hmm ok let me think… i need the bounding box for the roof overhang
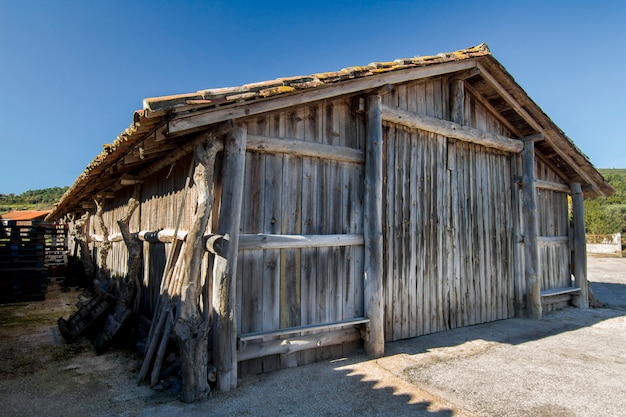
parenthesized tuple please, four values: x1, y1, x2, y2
(47, 44, 613, 220)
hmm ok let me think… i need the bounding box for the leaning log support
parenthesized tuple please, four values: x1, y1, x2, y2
(212, 125, 247, 392)
(172, 135, 221, 403)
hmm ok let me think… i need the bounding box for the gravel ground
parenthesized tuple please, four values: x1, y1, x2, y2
(0, 257, 624, 417)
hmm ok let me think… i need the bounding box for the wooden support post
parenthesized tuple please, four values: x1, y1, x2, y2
(450, 79, 465, 125)
(212, 125, 247, 391)
(570, 182, 589, 308)
(521, 138, 542, 320)
(363, 94, 384, 357)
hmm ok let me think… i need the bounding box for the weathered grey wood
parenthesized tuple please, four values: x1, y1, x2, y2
(138, 229, 189, 243)
(381, 104, 523, 153)
(537, 236, 569, 246)
(541, 287, 581, 297)
(116, 185, 142, 314)
(237, 327, 362, 362)
(261, 145, 282, 372)
(450, 79, 465, 125)
(246, 134, 364, 164)
(173, 137, 220, 403)
(363, 94, 384, 357)
(166, 60, 478, 133)
(570, 182, 589, 308)
(212, 125, 247, 391)
(535, 179, 570, 193)
(476, 62, 600, 191)
(238, 317, 370, 342)
(89, 233, 123, 243)
(522, 139, 542, 320)
(93, 198, 111, 281)
(237, 233, 363, 250)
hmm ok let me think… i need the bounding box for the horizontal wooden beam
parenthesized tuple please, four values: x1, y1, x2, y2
(90, 230, 363, 250)
(381, 104, 523, 153)
(89, 233, 123, 243)
(537, 236, 569, 247)
(138, 228, 189, 243)
(237, 233, 364, 251)
(540, 287, 581, 297)
(238, 317, 370, 343)
(237, 327, 361, 362)
(167, 60, 478, 134)
(535, 179, 570, 194)
(246, 134, 364, 164)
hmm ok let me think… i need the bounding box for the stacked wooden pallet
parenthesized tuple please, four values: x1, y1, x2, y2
(0, 219, 48, 302)
(43, 223, 68, 280)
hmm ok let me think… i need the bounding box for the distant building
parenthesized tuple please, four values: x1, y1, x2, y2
(1, 210, 52, 222)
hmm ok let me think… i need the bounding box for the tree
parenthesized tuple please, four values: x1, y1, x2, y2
(585, 169, 626, 234)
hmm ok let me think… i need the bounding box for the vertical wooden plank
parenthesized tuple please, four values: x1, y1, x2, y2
(450, 79, 465, 125)
(280, 157, 302, 327)
(423, 134, 433, 335)
(409, 131, 418, 337)
(435, 135, 446, 331)
(466, 144, 477, 325)
(364, 94, 384, 357)
(416, 133, 426, 335)
(457, 144, 466, 325)
(448, 139, 460, 329)
(238, 120, 264, 378)
(478, 149, 488, 323)
(261, 130, 279, 328)
(384, 124, 395, 341)
(213, 126, 247, 392)
(393, 127, 404, 340)
(570, 182, 589, 308)
(522, 139, 542, 319)
(492, 151, 503, 320)
(300, 103, 321, 366)
(329, 159, 343, 322)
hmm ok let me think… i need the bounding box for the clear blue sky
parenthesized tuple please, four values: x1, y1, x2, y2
(1, 0, 624, 194)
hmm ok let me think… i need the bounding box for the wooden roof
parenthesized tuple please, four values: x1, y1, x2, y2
(48, 44, 613, 219)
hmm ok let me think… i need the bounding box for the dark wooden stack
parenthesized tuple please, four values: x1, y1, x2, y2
(43, 222, 68, 281)
(0, 219, 48, 302)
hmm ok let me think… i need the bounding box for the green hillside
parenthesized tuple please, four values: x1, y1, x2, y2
(585, 169, 626, 234)
(0, 186, 69, 216)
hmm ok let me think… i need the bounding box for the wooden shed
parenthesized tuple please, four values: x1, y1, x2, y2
(48, 44, 613, 401)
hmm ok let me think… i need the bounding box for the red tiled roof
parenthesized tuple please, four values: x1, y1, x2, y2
(2, 210, 52, 221)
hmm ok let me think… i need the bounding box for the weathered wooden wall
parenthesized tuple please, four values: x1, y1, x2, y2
(76, 73, 582, 378)
(535, 157, 572, 311)
(236, 98, 366, 373)
(379, 78, 518, 340)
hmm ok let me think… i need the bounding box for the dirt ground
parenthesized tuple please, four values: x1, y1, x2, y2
(1, 257, 625, 417)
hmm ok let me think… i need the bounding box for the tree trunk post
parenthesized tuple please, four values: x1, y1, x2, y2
(173, 136, 220, 403)
(212, 125, 247, 391)
(570, 182, 589, 308)
(117, 185, 142, 314)
(521, 137, 542, 320)
(364, 94, 385, 357)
